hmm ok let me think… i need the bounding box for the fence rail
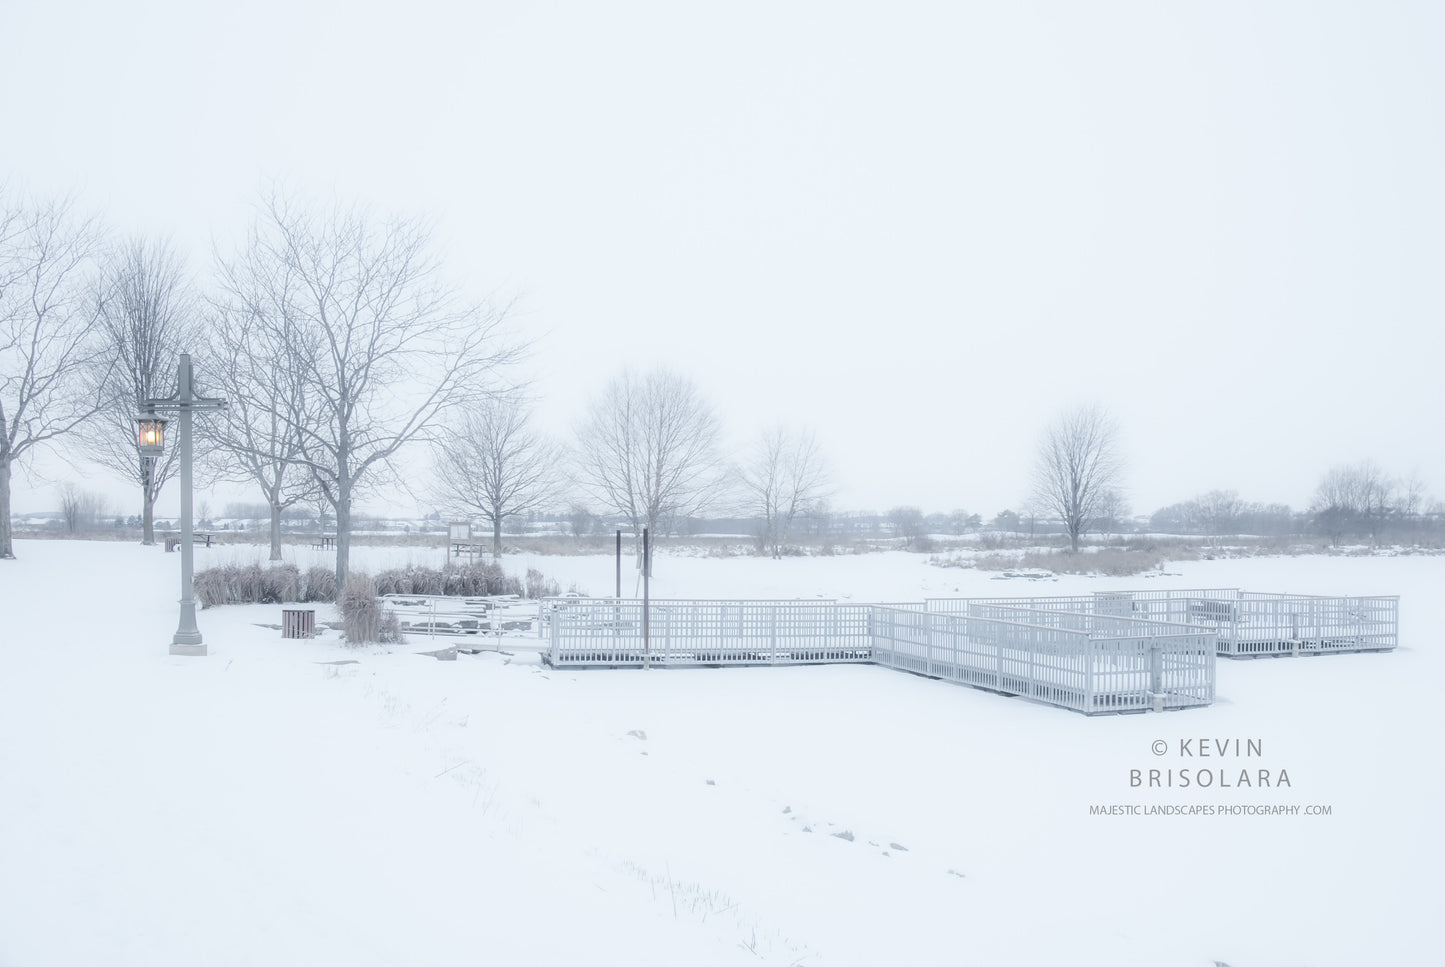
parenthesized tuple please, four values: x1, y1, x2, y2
(546, 598, 873, 666)
(528, 585, 1396, 715)
(542, 597, 1217, 715)
(925, 589, 1398, 657)
(869, 606, 1214, 715)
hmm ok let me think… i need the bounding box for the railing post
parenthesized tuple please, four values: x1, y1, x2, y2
(1150, 640, 1163, 706)
(642, 528, 650, 669)
(770, 606, 777, 664)
(548, 598, 559, 665)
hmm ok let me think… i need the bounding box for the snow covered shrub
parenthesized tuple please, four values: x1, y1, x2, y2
(408, 565, 444, 596)
(260, 564, 300, 603)
(338, 575, 402, 645)
(372, 568, 410, 596)
(475, 562, 523, 597)
(195, 567, 229, 609)
(235, 563, 264, 604)
(302, 566, 336, 603)
(525, 568, 560, 599)
(442, 566, 470, 596)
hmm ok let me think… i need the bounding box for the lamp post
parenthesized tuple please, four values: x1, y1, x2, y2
(137, 353, 226, 656)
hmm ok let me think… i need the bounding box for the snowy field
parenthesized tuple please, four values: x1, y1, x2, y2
(2, 539, 1441, 966)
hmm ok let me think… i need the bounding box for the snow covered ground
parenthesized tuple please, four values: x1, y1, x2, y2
(2, 540, 1440, 966)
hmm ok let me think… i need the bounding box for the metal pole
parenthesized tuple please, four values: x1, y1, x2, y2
(615, 529, 622, 599)
(171, 354, 204, 656)
(642, 527, 650, 669)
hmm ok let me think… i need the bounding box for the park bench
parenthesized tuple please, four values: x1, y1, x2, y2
(311, 535, 337, 550)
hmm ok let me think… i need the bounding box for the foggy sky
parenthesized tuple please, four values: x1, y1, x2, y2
(4, 1, 1443, 520)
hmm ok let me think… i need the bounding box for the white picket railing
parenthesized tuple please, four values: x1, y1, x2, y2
(545, 598, 873, 666)
(869, 605, 1215, 714)
(925, 589, 1398, 657)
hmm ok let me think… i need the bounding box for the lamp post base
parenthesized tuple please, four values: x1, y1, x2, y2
(169, 643, 207, 657)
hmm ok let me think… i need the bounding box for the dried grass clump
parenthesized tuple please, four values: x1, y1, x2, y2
(970, 548, 1167, 577)
(260, 564, 300, 603)
(194, 558, 565, 611)
(338, 575, 402, 645)
(302, 566, 336, 603)
(525, 567, 560, 599)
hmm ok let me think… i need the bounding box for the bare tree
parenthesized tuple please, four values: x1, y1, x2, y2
(1399, 470, 1430, 519)
(224, 190, 521, 588)
(1194, 489, 1245, 544)
(947, 509, 981, 536)
(1311, 460, 1396, 545)
(1030, 404, 1125, 553)
(75, 237, 199, 545)
(887, 504, 927, 548)
(739, 426, 831, 558)
(567, 502, 596, 540)
(57, 483, 107, 534)
(207, 260, 319, 561)
(431, 396, 562, 557)
(0, 191, 109, 560)
(574, 368, 724, 567)
(1092, 488, 1129, 541)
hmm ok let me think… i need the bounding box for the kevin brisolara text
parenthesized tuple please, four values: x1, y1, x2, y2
(1089, 804, 1327, 817)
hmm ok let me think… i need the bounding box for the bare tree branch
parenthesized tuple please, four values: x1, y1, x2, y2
(738, 426, 831, 558)
(1030, 403, 1125, 553)
(75, 236, 200, 545)
(574, 368, 725, 569)
(430, 395, 563, 556)
(219, 187, 523, 586)
(0, 190, 110, 559)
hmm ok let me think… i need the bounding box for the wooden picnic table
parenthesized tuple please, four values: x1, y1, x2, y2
(165, 532, 217, 551)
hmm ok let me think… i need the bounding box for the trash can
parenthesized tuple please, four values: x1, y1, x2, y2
(282, 609, 316, 639)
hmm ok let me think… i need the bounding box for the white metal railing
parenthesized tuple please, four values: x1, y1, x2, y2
(925, 589, 1398, 657)
(869, 606, 1215, 715)
(523, 586, 1397, 716)
(545, 598, 872, 666)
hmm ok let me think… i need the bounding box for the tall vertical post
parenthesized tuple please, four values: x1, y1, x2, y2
(642, 527, 650, 669)
(171, 355, 204, 655)
(615, 529, 622, 599)
(142, 352, 225, 657)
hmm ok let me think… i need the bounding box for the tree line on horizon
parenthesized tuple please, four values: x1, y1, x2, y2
(4, 184, 1439, 574)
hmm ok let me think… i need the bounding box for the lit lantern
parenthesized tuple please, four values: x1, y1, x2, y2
(136, 413, 169, 458)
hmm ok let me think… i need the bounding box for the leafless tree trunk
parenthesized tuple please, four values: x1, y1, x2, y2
(739, 427, 831, 558)
(208, 261, 319, 561)
(431, 396, 561, 557)
(76, 237, 198, 545)
(57, 483, 107, 534)
(1311, 460, 1396, 546)
(1092, 488, 1129, 541)
(1192, 489, 1244, 545)
(567, 503, 595, 540)
(887, 505, 926, 548)
(0, 191, 110, 560)
(1030, 404, 1124, 553)
(223, 189, 521, 589)
(575, 368, 724, 571)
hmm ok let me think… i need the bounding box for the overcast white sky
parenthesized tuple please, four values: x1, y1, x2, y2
(4, 0, 1443, 520)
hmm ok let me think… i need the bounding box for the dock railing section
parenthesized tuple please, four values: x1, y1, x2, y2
(546, 598, 873, 667)
(540, 588, 1393, 714)
(871, 605, 1215, 715)
(925, 589, 1398, 657)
